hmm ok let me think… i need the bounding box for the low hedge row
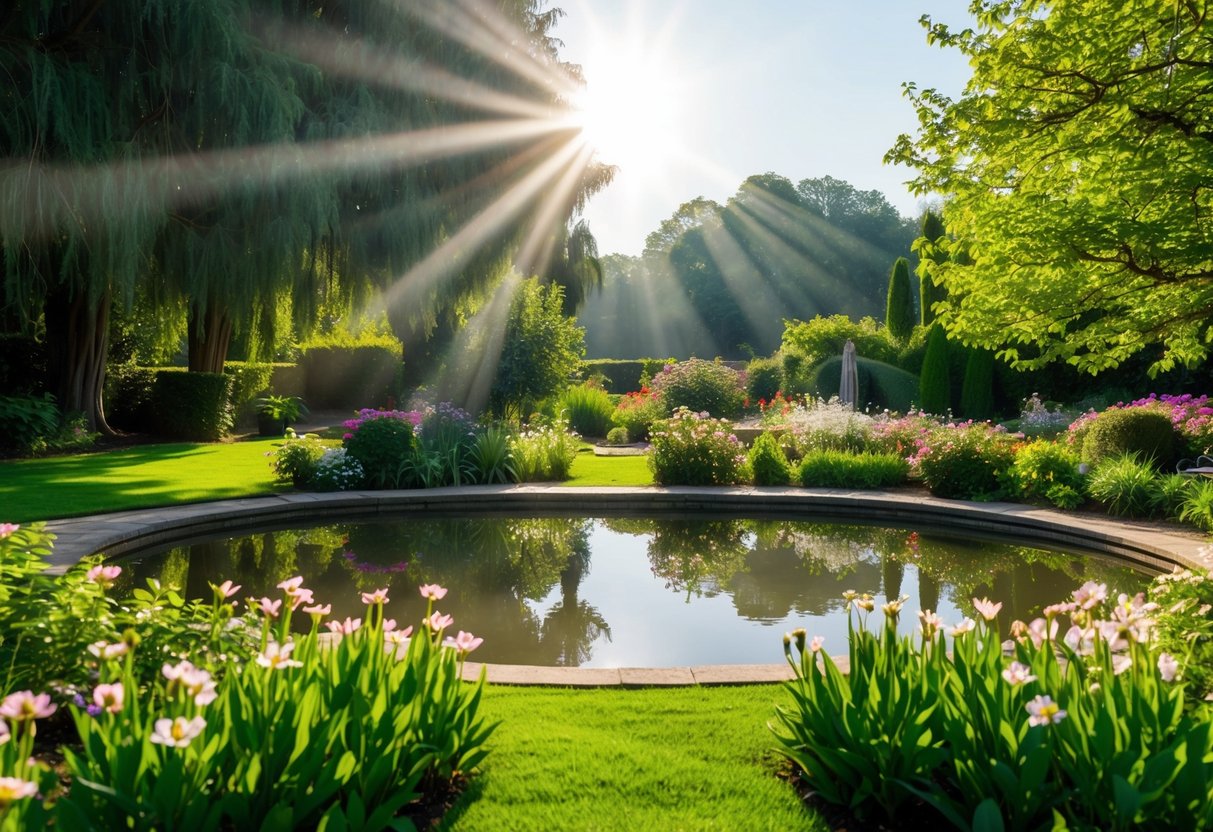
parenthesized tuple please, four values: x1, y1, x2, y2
(581, 358, 672, 393)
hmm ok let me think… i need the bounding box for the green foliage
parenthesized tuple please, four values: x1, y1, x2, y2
(1081, 407, 1180, 469)
(579, 359, 670, 393)
(153, 371, 234, 441)
(509, 419, 580, 482)
(649, 358, 746, 418)
(649, 408, 747, 486)
(745, 356, 784, 404)
(918, 324, 951, 416)
(808, 356, 920, 413)
(748, 432, 793, 486)
(611, 388, 665, 442)
(1154, 474, 1196, 521)
(466, 424, 517, 485)
(1005, 440, 1084, 508)
(223, 362, 276, 416)
(1151, 568, 1213, 697)
(605, 426, 630, 445)
(299, 344, 401, 410)
(268, 432, 327, 488)
(491, 279, 586, 418)
(797, 450, 908, 489)
(889, 3, 1213, 374)
(959, 348, 995, 420)
(916, 423, 1016, 500)
(780, 315, 898, 369)
(917, 209, 947, 327)
(343, 414, 417, 489)
(1179, 480, 1213, 532)
(558, 383, 615, 438)
(884, 257, 915, 341)
(774, 588, 1213, 830)
(1087, 454, 1160, 518)
(251, 394, 308, 423)
(0, 393, 61, 454)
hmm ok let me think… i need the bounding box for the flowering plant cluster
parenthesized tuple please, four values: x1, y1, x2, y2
(341, 408, 423, 441)
(611, 386, 664, 442)
(0, 523, 493, 829)
(1151, 566, 1213, 697)
(774, 582, 1213, 829)
(781, 396, 874, 454)
(312, 447, 365, 491)
(648, 359, 746, 418)
(756, 391, 797, 425)
(648, 408, 747, 486)
(1068, 393, 1213, 455)
(911, 421, 1018, 500)
(509, 417, 579, 481)
(866, 409, 937, 458)
(1018, 393, 1077, 438)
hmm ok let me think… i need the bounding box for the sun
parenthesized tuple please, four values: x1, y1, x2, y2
(570, 49, 685, 177)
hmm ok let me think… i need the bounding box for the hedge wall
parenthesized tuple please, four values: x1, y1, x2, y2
(809, 356, 920, 413)
(300, 344, 401, 409)
(582, 358, 672, 393)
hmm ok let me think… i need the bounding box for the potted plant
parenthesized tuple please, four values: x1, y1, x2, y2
(252, 394, 308, 436)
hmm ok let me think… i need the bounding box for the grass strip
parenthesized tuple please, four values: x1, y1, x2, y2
(565, 449, 653, 487)
(441, 684, 824, 832)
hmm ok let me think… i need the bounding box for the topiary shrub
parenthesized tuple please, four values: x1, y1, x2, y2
(1080, 407, 1180, 469)
(746, 356, 783, 405)
(748, 431, 792, 486)
(650, 359, 746, 418)
(342, 410, 420, 488)
(152, 371, 233, 441)
(797, 450, 908, 489)
(885, 257, 915, 341)
(606, 426, 630, 445)
(918, 324, 950, 416)
(559, 383, 615, 438)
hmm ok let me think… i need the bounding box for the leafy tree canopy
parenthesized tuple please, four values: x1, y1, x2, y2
(888, 0, 1213, 376)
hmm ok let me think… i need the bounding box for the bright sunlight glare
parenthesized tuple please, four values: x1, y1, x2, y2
(571, 48, 686, 177)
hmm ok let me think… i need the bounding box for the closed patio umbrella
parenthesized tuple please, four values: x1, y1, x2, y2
(839, 339, 858, 410)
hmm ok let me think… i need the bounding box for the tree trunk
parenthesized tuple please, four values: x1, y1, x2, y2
(188, 298, 233, 374)
(44, 285, 114, 434)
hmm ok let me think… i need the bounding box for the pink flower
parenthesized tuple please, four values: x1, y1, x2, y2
(92, 683, 124, 714)
(0, 524, 19, 539)
(972, 597, 1002, 622)
(386, 629, 412, 646)
(1158, 652, 1180, 682)
(162, 661, 217, 706)
(251, 597, 282, 619)
(150, 715, 206, 748)
(86, 564, 122, 587)
(326, 617, 362, 635)
(277, 576, 305, 593)
(256, 641, 303, 671)
(809, 635, 825, 654)
(87, 640, 129, 661)
(1025, 695, 1066, 727)
(1001, 662, 1037, 686)
(0, 776, 38, 803)
(0, 691, 56, 722)
(0, 720, 8, 746)
(1112, 654, 1133, 676)
(443, 630, 483, 654)
(287, 588, 314, 610)
(211, 580, 241, 599)
(1064, 625, 1095, 656)
(302, 603, 332, 618)
(361, 588, 390, 605)
(419, 584, 448, 601)
(1026, 618, 1058, 649)
(427, 612, 454, 632)
(383, 619, 397, 633)
(918, 610, 944, 638)
(949, 618, 976, 637)
(1072, 581, 1107, 611)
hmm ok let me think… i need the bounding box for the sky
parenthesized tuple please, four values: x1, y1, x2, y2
(553, 0, 975, 256)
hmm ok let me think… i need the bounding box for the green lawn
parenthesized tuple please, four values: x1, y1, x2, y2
(442, 684, 824, 831)
(565, 448, 654, 487)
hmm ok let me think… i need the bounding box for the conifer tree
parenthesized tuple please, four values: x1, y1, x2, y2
(917, 209, 948, 327)
(885, 257, 915, 341)
(960, 347, 995, 420)
(918, 323, 951, 415)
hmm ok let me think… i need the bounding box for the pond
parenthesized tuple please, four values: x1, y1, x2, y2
(118, 515, 1149, 668)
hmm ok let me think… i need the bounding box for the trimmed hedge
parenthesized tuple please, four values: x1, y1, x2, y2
(1081, 408, 1180, 469)
(808, 357, 919, 413)
(223, 362, 275, 423)
(300, 344, 401, 409)
(152, 371, 233, 441)
(798, 450, 909, 489)
(105, 365, 164, 433)
(581, 358, 672, 393)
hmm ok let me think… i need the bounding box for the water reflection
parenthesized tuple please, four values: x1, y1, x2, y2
(121, 517, 1148, 668)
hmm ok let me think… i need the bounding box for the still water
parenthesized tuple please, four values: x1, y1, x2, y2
(119, 516, 1148, 667)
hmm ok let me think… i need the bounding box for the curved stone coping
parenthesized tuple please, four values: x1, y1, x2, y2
(40, 485, 1212, 686)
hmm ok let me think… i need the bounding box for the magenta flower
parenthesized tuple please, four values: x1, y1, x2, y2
(0, 523, 19, 539)
(0, 691, 56, 722)
(211, 580, 242, 599)
(150, 715, 206, 748)
(419, 584, 448, 601)
(86, 564, 122, 587)
(1025, 695, 1066, 727)
(92, 683, 125, 714)
(361, 588, 390, 605)
(427, 612, 454, 632)
(444, 630, 484, 654)
(972, 597, 1002, 622)
(0, 776, 38, 804)
(256, 641, 304, 671)
(325, 617, 362, 635)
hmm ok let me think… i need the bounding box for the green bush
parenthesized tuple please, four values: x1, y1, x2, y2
(1178, 479, 1213, 531)
(299, 341, 401, 410)
(916, 423, 1016, 500)
(797, 450, 908, 489)
(559, 383, 615, 437)
(312, 447, 366, 491)
(746, 356, 784, 404)
(223, 361, 276, 421)
(780, 315, 898, 367)
(343, 411, 419, 488)
(104, 365, 161, 433)
(1086, 454, 1159, 518)
(490, 278, 585, 418)
(885, 257, 915, 341)
(509, 419, 579, 481)
(781, 348, 811, 394)
(650, 358, 745, 418)
(1081, 407, 1180, 469)
(268, 432, 328, 488)
(0, 393, 61, 453)
(959, 348, 995, 420)
(1004, 440, 1084, 508)
(748, 432, 793, 486)
(1151, 567, 1213, 696)
(606, 426, 630, 445)
(152, 371, 234, 441)
(808, 357, 919, 413)
(611, 388, 665, 441)
(918, 324, 951, 416)
(580, 358, 671, 393)
(1154, 473, 1196, 520)
(467, 424, 516, 484)
(649, 408, 747, 486)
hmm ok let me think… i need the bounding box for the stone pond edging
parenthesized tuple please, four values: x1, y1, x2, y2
(43, 485, 1212, 686)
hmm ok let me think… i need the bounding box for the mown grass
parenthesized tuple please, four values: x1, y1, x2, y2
(441, 684, 824, 832)
(565, 448, 654, 487)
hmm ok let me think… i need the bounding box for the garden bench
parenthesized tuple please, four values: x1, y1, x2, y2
(1177, 456, 1213, 477)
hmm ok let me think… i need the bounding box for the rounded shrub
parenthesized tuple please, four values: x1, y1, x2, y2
(915, 424, 1016, 500)
(1004, 440, 1084, 508)
(559, 383, 615, 438)
(612, 388, 664, 441)
(606, 426, 630, 445)
(649, 408, 747, 485)
(650, 359, 745, 418)
(268, 433, 327, 488)
(797, 450, 908, 489)
(1081, 407, 1180, 469)
(748, 431, 792, 486)
(746, 357, 783, 405)
(342, 410, 420, 488)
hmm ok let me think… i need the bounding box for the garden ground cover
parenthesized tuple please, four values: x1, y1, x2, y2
(442, 684, 823, 831)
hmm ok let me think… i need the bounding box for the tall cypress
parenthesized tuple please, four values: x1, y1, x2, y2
(918, 324, 951, 415)
(885, 257, 915, 341)
(960, 347, 996, 420)
(919, 209, 948, 326)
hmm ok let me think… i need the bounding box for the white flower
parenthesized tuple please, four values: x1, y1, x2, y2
(150, 716, 206, 748)
(1001, 662, 1037, 686)
(1158, 653, 1180, 682)
(1025, 695, 1066, 727)
(949, 618, 976, 637)
(256, 641, 303, 671)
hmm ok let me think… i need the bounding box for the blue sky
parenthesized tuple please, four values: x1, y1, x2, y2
(554, 0, 975, 255)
